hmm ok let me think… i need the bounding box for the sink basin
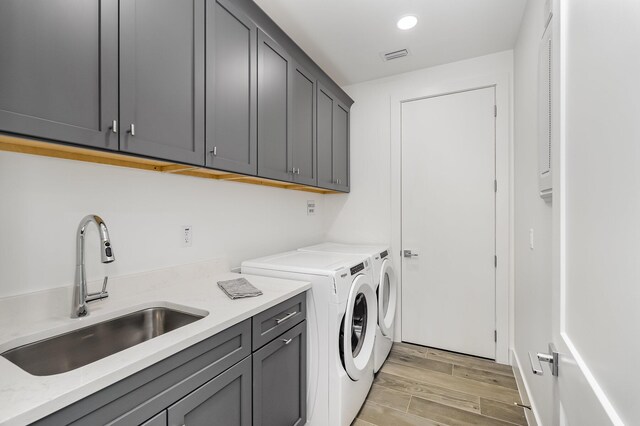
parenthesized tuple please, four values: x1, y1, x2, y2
(1, 307, 205, 376)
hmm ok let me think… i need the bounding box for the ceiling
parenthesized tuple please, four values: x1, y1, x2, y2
(253, 0, 527, 86)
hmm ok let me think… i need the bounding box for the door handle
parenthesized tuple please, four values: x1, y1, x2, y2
(528, 343, 559, 376)
(403, 250, 419, 258)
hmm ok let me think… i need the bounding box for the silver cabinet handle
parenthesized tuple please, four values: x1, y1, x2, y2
(127, 124, 135, 136)
(282, 338, 293, 345)
(211, 146, 217, 156)
(295, 168, 301, 174)
(403, 250, 419, 258)
(110, 120, 118, 134)
(275, 311, 297, 324)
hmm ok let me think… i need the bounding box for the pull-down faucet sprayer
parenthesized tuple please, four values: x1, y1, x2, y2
(72, 215, 115, 318)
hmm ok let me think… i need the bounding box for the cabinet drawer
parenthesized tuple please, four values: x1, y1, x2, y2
(34, 320, 251, 426)
(252, 292, 306, 350)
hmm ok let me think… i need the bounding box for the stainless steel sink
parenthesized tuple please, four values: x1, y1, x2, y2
(1, 307, 205, 376)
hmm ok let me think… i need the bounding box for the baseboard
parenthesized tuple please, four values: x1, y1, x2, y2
(511, 349, 540, 426)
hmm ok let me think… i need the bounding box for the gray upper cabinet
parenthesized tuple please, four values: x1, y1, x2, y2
(119, 0, 205, 166)
(291, 63, 317, 186)
(168, 357, 252, 426)
(317, 84, 335, 190)
(206, 0, 257, 175)
(0, 0, 118, 150)
(332, 101, 350, 192)
(253, 321, 307, 426)
(316, 83, 350, 192)
(257, 29, 293, 182)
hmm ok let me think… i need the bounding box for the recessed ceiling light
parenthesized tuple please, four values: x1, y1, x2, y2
(397, 15, 418, 30)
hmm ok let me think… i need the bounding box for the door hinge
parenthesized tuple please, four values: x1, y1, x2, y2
(494, 330, 497, 342)
(494, 105, 497, 117)
(494, 255, 497, 268)
(494, 180, 497, 193)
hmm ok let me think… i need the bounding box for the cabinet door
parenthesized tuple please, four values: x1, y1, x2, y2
(257, 29, 293, 182)
(316, 83, 335, 190)
(141, 411, 166, 426)
(332, 101, 350, 192)
(167, 357, 252, 426)
(205, 0, 257, 175)
(0, 0, 118, 150)
(291, 63, 317, 186)
(253, 321, 307, 426)
(120, 0, 205, 165)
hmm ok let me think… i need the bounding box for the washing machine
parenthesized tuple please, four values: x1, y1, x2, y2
(241, 251, 377, 426)
(299, 243, 397, 372)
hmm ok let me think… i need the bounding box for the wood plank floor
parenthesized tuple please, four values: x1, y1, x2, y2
(353, 342, 527, 426)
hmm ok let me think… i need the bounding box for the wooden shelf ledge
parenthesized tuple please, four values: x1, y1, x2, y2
(0, 134, 339, 194)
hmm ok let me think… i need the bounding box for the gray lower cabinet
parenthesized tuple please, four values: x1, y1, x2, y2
(0, 0, 118, 150)
(205, 0, 257, 175)
(119, 0, 205, 165)
(141, 411, 166, 426)
(252, 321, 307, 426)
(257, 29, 293, 182)
(32, 320, 251, 426)
(31, 293, 308, 426)
(317, 83, 350, 192)
(168, 357, 252, 426)
(291, 63, 317, 186)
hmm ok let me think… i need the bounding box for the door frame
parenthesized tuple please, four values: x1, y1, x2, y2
(390, 73, 513, 364)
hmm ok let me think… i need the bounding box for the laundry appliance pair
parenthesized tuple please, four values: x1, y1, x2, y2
(241, 243, 397, 426)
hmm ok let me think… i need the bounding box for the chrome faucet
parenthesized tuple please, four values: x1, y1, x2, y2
(72, 215, 115, 318)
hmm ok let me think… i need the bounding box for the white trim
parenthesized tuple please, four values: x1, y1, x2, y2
(390, 72, 513, 363)
(560, 333, 624, 425)
(511, 349, 540, 426)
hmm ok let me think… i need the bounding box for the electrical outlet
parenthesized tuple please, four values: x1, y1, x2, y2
(307, 200, 316, 216)
(182, 225, 193, 247)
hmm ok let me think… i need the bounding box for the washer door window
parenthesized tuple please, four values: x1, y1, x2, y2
(340, 274, 376, 381)
(378, 259, 397, 337)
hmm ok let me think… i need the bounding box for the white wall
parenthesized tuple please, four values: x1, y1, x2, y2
(512, 0, 554, 424)
(325, 50, 513, 242)
(323, 50, 514, 344)
(0, 152, 325, 298)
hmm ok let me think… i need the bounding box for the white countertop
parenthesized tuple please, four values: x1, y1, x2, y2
(0, 259, 310, 425)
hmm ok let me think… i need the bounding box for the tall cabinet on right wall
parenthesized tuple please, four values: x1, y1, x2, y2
(317, 83, 350, 192)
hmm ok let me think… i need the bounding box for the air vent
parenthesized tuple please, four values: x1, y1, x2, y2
(382, 49, 409, 61)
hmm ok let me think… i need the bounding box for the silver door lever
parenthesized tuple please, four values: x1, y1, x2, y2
(528, 343, 559, 376)
(403, 250, 419, 258)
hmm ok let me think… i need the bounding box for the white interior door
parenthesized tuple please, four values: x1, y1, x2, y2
(401, 87, 496, 359)
(531, 1, 630, 424)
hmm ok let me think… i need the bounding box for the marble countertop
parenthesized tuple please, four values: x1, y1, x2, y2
(0, 259, 310, 425)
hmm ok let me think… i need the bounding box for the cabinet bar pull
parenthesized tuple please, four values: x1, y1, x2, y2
(275, 311, 297, 324)
(110, 120, 118, 134)
(127, 124, 135, 136)
(282, 338, 293, 345)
